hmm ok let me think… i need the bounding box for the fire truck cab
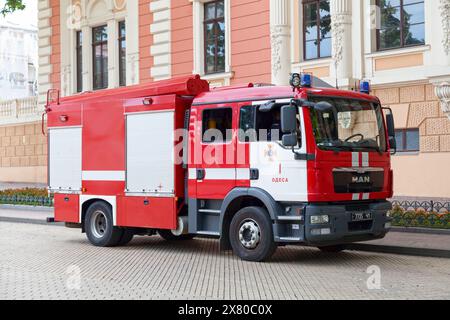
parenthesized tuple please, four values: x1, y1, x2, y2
(47, 74, 395, 262)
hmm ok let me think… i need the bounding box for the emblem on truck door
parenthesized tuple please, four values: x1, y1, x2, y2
(264, 144, 277, 162)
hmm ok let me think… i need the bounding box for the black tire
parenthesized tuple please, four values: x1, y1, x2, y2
(85, 201, 123, 247)
(229, 206, 277, 262)
(318, 245, 346, 253)
(158, 229, 195, 241)
(117, 228, 135, 246)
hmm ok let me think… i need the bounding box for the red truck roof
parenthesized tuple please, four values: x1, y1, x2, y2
(47, 75, 210, 106)
(193, 85, 380, 106)
(47, 74, 379, 107)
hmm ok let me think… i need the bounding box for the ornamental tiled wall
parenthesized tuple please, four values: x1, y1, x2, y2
(374, 84, 450, 153)
(0, 121, 47, 183)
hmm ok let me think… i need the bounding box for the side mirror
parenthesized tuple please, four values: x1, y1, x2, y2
(282, 133, 298, 147)
(281, 105, 297, 133)
(383, 108, 396, 154)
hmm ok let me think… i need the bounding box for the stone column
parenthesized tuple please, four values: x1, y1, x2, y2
(107, 18, 119, 89)
(270, 0, 291, 86)
(439, 0, 450, 56)
(81, 24, 92, 91)
(331, 0, 353, 88)
(432, 1, 450, 120)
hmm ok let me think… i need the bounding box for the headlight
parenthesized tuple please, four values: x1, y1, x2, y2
(310, 215, 329, 224)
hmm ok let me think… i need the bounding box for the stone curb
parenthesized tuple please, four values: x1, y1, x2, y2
(391, 226, 450, 235)
(347, 244, 450, 259)
(0, 217, 63, 227)
(0, 204, 54, 212)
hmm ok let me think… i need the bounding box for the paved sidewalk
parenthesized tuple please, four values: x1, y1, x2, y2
(0, 205, 449, 258)
(2, 221, 450, 300)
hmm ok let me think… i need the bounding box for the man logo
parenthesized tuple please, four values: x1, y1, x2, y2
(352, 176, 371, 184)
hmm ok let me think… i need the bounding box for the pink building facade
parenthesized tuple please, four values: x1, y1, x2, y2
(2, 0, 450, 199)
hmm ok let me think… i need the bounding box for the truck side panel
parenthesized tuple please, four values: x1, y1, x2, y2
(117, 196, 177, 229)
(48, 127, 82, 192)
(54, 194, 80, 223)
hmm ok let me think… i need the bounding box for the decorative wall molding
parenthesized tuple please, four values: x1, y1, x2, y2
(150, 0, 172, 81)
(435, 82, 450, 120)
(439, 0, 450, 55)
(331, 14, 345, 68)
(269, 0, 291, 85)
(270, 26, 283, 79)
(330, 0, 352, 86)
(37, 0, 52, 109)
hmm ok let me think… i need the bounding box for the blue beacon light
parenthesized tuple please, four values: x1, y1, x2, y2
(360, 81, 371, 94)
(300, 73, 312, 88)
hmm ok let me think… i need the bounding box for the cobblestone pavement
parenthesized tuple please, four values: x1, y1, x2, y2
(1, 221, 450, 300)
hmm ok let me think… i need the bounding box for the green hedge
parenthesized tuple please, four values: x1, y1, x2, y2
(0, 188, 53, 207)
(390, 205, 450, 229)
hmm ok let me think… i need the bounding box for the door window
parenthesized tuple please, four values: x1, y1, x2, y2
(202, 108, 232, 143)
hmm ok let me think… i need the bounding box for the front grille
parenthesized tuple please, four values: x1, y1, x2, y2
(334, 170, 384, 194)
(348, 221, 373, 232)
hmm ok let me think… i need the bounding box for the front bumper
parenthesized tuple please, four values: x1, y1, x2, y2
(274, 201, 392, 246)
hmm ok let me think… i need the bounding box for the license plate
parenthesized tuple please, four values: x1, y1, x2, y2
(351, 212, 373, 221)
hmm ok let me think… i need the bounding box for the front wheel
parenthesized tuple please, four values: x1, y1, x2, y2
(229, 207, 277, 262)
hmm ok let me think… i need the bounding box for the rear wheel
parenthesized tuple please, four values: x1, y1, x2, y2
(85, 201, 123, 247)
(117, 228, 135, 246)
(229, 207, 277, 262)
(318, 245, 346, 253)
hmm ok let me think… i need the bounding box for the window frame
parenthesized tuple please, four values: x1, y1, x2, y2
(76, 30, 83, 93)
(202, 107, 233, 144)
(376, 0, 425, 52)
(203, 0, 226, 75)
(118, 21, 126, 87)
(92, 25, 108, 90)
(302, 0, 332, 61)
(395, 128, 420, 153)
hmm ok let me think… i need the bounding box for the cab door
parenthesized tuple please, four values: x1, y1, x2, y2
(194, 104, 238, 200)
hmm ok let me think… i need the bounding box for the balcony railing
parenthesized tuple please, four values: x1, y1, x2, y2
(0, 96, 40, 124)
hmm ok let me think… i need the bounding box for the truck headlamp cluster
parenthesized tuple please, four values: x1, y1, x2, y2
(310, 215, 330, 225)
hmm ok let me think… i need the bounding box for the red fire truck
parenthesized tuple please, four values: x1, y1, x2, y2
(46, 74, 395, 262)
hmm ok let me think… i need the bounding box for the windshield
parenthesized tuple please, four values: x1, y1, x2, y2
(309, 97, 387, 153)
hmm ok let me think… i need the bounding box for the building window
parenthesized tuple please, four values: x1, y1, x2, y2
(76, 31, 83, 93)
(204, 0, 225, 74)
(303, 0, 331, 60)
(118, 21, 126, 87)
(395, 128, 420, 152)
(202, 108, 232, 143)
(92, 25, 108, 90)
(377, 0, 425, 51)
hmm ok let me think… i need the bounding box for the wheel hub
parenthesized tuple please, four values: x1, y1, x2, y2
(238, 219, 261, 249)
(91, 210, 107, 239)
